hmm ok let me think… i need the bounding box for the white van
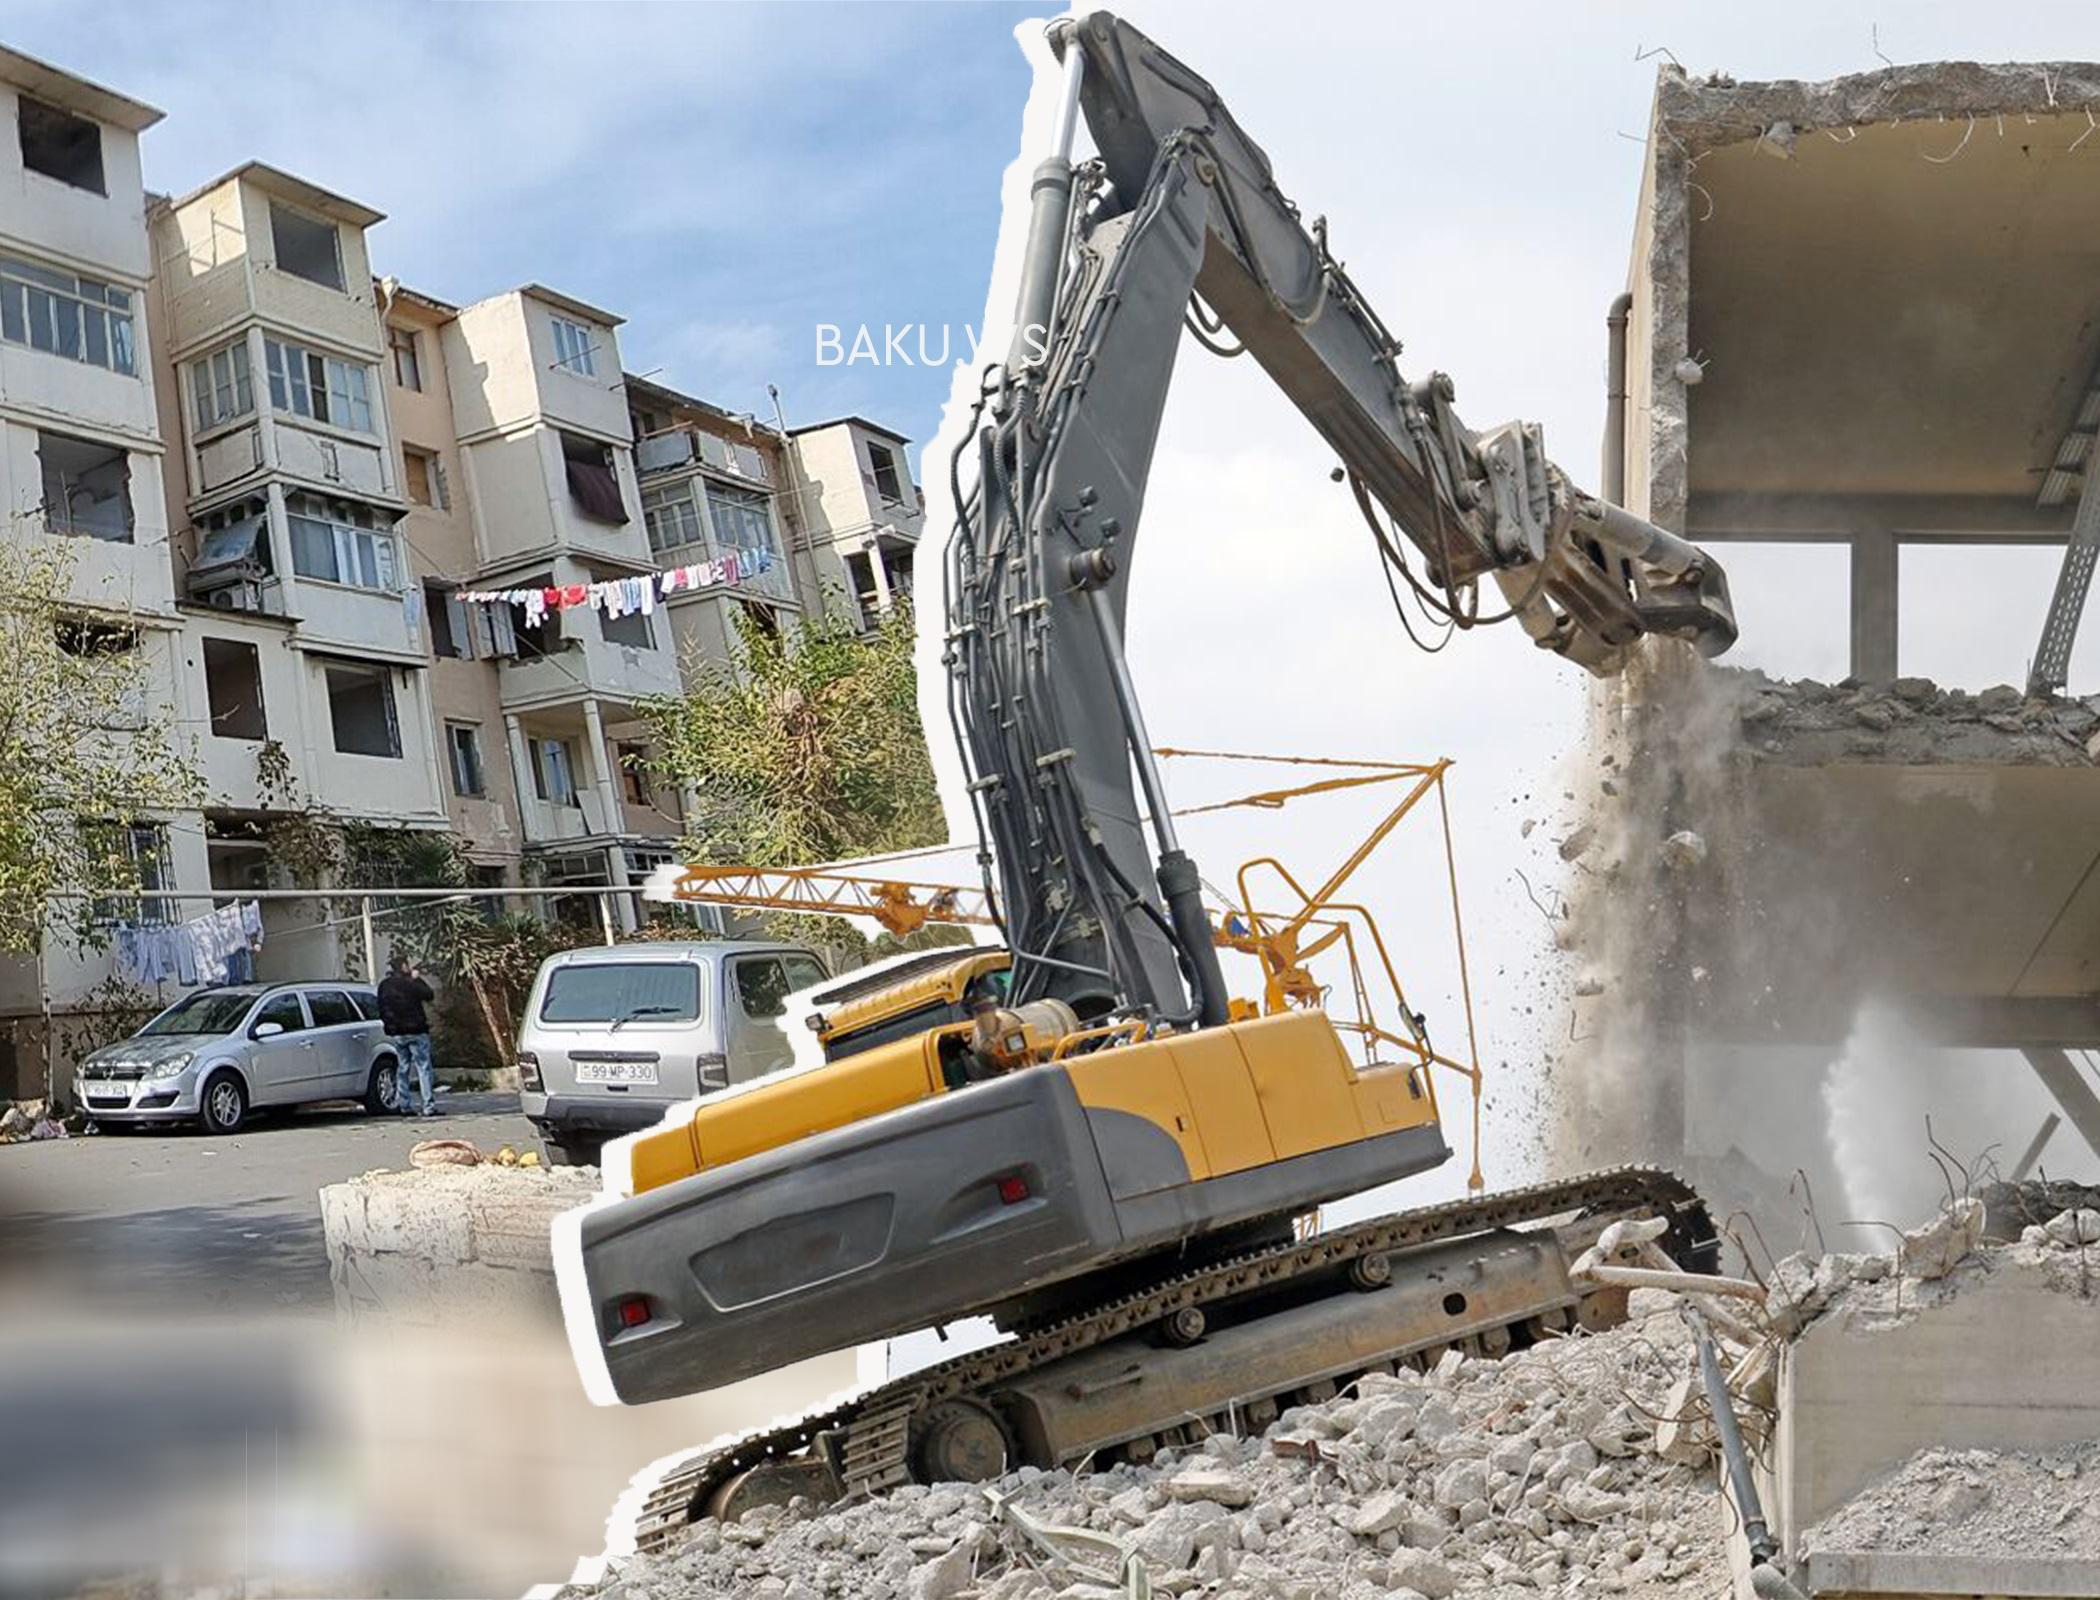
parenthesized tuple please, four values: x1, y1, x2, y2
(516, 940, 827, 1166)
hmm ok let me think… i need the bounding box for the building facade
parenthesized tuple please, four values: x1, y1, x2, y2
(0, 44, 926, 1098)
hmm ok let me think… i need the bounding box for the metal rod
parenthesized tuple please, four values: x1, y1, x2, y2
(1603, 291, 1631, 502)
(1085, 586, 1180, 856)
(2012, 1112, 2062, 1182)
(360, 896, 377, 981)
(1686, 1306, 1780, 1567)
(1578, 1263, 1765, 1301)
(597, 895, 617, 948)
(44, 886, 648, 901)
(1051, 33, 1087, 163)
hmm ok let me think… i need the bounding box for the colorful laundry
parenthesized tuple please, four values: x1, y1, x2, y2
(111, 899, 265, 990)
(455, 547, 775, 616)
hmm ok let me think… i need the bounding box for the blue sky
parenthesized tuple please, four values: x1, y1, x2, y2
(3, 1, 1044, 464)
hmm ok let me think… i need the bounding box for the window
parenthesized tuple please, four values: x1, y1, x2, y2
(269, 202, 345, 291)
(426, 582, 472, 659)
(1, 256, 135, 374)
(39, 432, 132, 542)
(191, 341, 254, 431)
(617, 742, 650, 806)
(19, 97, 103, 194)
(539, 962, 700, 1024)
(305, 990, 359, 1028)
(600, 607, 654, 651)
(325, 664, 401, 758)
(551, 316, 596, 376)
(733, 956, 792, 1021)
(446, 723, 486, 798)
(867, 439, 905, 504)
(203, 638, 267, 740)
(85, 822, 169, 926)
(706, 479, 774, 555)
(287, 495, 398, 592)
(533, 738, 578, 806)
(782, 954, 827, 997)
(740, 599, 780, 640)
(352, 990, 384, 1023)
(389, 325, 422, 390)
(252, 992, 307, 1034)
(562, 433, 625, 523)
(643, 485, 704, 556)
(265, 338, 373, 433)
(403, 447, 446, 509)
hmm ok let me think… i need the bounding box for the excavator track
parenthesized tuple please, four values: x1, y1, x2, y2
(631, 1165, 1715, 1554)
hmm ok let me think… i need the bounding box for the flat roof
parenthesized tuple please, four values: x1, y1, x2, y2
(788, 414, 911, 445)
(167, 161, 384, 229)
(382, 281, 459, 322)
(0, 43, 162, 133)
(517, 282, 623, 328)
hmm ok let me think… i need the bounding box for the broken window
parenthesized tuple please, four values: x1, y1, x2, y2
(600, 606, 654, 651)
(191, 340, 254, 431)
(269, 202, 345, 291)
(85, 821, 170, 925)
(446, 723, 486, 798)
(403, 446, 446, 509)
(866, 439, 905, 504)
(39, 431, 132, 542)
(389, 325, 422, 390)
(287, 495, 398, 592)
(56, 618, 138, 658)
(19, 97, 103, 194)
(562, 433, 626, 523)
(325, 664, 400, 758)
(551, 316, 596, 376)
(265, 337, 373, 433)
(706, 478, 773, 555)
(202, 638, 267, 740)
(740, 600, 780, 641)
(1, 255, 134, 374)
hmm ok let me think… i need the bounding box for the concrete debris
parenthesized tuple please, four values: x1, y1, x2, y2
(1803, 1441, 2100, 1561)
(1658, 830, 1706, 869)
(1897, 1196, 1984, 1281)
(2036, 1208, 2100, 1248)
(582, 1295, 1729, 1600)
(409, 1138, 490, 1169)
(1557, 823, 1597, 862)
(1727, 670, 2100, 767)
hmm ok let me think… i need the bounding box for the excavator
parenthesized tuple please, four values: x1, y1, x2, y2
(567, 10, 1736, 1543)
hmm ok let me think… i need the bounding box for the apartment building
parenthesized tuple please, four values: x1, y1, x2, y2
(0, 42, 930, 1096)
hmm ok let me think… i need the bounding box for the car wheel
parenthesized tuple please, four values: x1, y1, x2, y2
(197, 1071, 247, 1136)
(543, 1131, 604, 1168)
(364, 1057, 400, 1116)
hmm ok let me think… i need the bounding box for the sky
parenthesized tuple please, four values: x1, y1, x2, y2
(15, 0, 2099, 1194)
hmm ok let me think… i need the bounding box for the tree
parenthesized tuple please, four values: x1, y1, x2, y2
(0, 534, 202, 953)
(638, 600, 955, 959)
(643, 599, 946, 867)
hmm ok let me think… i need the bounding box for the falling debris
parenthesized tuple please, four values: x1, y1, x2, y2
(1556, 823, 1597, 862)
(1659, 830, 1706, 870)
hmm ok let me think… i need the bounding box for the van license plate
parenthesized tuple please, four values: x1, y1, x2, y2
(576, 1063, 658, 1085)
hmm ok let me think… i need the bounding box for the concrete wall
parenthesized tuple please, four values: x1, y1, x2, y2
(0, 80, 152, 284)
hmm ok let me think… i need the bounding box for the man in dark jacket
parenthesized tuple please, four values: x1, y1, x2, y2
(377, 955, 437, 1117)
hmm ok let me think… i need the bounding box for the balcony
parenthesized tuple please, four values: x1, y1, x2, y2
(497, 626, 682, 714)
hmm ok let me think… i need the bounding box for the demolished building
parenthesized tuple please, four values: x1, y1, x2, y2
(1559, 61, 2100, 1235)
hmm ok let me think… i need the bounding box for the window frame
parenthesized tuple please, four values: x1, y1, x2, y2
(0, 255, 135, 375)
(86, 821, 172, 927)
(389, 325, 422, 391)
(446, 722, 487, 799)
(324, 663, 403, 759)
(268, 201, 347, 293)
(264, 337, 374, 435)
(704, 477, 776, 559)
(18, 96, 106, 195)
(550, 316, 597, 377)
(866, 439, 906, 505)
(191, 340, 255, 433)
(402, 446, 446, 510)
(286, 495, 400, 594)
(37, 429, 134, 544)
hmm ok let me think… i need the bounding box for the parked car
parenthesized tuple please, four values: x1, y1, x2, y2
(76, 982, 401, 1135)
(518, 940, 827, 1167)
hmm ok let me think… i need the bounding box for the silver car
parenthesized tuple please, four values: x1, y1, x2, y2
(75, 982, 401, 1135)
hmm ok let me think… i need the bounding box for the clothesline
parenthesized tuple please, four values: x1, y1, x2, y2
(114, 900, 264, 989)
(455, 547, 778, 626)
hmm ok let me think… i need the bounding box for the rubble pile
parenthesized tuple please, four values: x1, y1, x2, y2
(580, 1294, 1730, 1600)
(0, 1097, 82, 1143)
(1803, 1441, 2100, 1562)
(1733, 671, 2100, 767)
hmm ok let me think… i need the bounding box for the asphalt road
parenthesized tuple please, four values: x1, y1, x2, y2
(0, 1089, 540, 1312)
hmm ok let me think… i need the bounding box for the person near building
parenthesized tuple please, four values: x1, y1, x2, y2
(378, 955, 438, 1117)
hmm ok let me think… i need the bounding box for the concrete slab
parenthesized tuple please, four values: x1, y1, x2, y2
(1805, 1549, 2100, 1598)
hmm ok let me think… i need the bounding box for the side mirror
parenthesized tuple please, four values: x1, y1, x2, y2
(252, 1021, 284, 1039)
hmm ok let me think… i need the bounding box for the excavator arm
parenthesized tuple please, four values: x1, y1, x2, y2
(946, 10, 1734, 1034)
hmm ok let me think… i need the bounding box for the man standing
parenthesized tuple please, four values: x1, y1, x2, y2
(378, 954, 437, 1118)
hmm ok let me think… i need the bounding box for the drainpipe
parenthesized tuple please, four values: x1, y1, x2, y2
(1603, 291, 1632, 503)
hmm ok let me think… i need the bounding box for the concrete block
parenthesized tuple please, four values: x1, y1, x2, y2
(1803, 1549, 2100, 1597)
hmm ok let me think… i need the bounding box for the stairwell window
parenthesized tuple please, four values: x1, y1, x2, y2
(866, 439, 906, 505)
(286, 495, 399, 592)
(1, 256, 135, 374)
(551, 316, 596, 376)
(191, 341, 254, 432)
(389, 325, 422, 390)
(265, 338, 373, 433)
(446, 723, 487, 798)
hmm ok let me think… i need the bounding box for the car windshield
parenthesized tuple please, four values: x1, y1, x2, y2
(540, 962, 701, 1025)
(136, 990, 259, 1037)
